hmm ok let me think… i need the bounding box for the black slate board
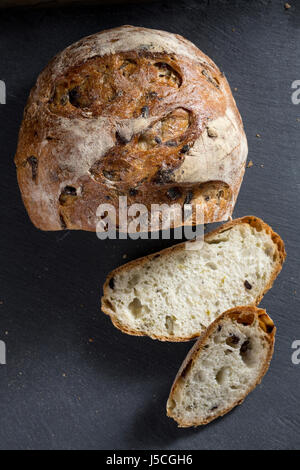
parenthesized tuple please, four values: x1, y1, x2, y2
(0, 0, 299, 450)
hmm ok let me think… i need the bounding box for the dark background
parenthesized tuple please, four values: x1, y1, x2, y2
(0, 0, 299, 450)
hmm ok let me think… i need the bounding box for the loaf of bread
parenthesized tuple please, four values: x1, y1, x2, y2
(15, 25, 248, 231)
(167, 306, 276, 426)
(102, 216, 285, 341)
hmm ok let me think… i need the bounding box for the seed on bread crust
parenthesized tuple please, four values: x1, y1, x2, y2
(154, 168, 174, 184)
(180, 144, 190, 153)
(165, 140, 177, 147)
(184, 191, 193, 205)
(141, 106, 149, 118)
(27, 156, 38, 181)
(129, 188, 138, 196)
(167, 187, 182, 200)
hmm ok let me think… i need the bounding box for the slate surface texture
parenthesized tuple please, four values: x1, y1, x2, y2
(0, 0, 299, 450)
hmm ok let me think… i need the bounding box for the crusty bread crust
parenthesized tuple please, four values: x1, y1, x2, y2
(15, 25, 247, 232)
(166, 306, 276, 426)
(101, 216, 286, 341)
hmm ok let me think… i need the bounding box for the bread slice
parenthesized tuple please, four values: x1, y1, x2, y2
(101, 216, 285, 341)
(167, 306, 276, 426)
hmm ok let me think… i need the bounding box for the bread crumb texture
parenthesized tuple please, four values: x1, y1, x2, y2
(167, 307, 275, 426)
(102, 218, 285, 340)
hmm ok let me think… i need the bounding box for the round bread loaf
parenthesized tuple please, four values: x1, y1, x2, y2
(14, 25, 248, 232)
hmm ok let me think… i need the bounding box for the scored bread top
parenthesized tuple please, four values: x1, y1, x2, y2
(102, 216, 285, 341)
(14, 25, 247, 231)
(167, 306, 276, 426)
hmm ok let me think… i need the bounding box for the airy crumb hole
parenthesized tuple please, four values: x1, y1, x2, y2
(206, 262, 217, 270)
(128, 274, 140, 288)
(165, 315, 176, 335)
(167, 398, 177, 411)
(193, 370, 205, 382)
(216, 366, 231, 385)
(128, 297, 143, 317)
(103, 299, 115, 313)
(154, 62, 182, 87)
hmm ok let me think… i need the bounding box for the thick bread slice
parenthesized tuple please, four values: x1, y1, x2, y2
(167, 306, 276, 426)
(101, 216, 285, 341)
